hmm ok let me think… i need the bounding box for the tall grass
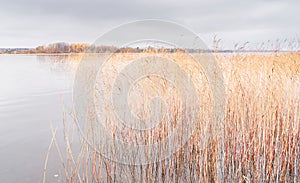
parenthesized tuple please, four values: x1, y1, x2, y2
(46, 51, 300, 182)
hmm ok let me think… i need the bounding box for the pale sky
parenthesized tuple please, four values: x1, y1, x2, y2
(0, 0, 299, 49)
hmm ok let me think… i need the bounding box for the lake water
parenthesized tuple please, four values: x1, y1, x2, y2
(0, 54, 77, 182)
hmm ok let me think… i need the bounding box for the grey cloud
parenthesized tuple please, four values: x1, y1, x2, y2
(0, 0, 299, 48)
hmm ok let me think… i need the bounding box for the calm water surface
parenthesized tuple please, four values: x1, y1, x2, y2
(0, 54, 77, 182)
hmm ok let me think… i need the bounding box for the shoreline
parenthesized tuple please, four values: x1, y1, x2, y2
(0, 50, 299, 55)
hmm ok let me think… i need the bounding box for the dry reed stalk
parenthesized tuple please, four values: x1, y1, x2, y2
(47, 52, 300, 183)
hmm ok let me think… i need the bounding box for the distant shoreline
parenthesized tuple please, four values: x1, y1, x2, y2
(0, 50, 299, 55)
(1, 42, 299, 54)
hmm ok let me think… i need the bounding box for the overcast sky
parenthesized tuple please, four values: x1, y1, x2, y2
(0, 0, 299, 49)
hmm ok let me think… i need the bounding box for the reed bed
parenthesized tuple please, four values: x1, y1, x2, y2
(46, 51, 300, 183)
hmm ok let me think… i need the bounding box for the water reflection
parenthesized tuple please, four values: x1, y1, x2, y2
(0, 54, 78, 183)
(36, 54, 81, 74)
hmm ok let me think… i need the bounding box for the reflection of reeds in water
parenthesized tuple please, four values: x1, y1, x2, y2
(45, 52, 300, 182)
(36, 54, 84, 73)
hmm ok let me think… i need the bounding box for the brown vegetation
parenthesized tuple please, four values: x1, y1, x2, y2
(45, 52, 300, 182)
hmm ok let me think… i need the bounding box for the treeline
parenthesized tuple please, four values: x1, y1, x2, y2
(35, 43, 88, 53)
(1, 42, 299, 54)
(32, 42, 190, 53)
(0, 43, 119, 54)
(4, 42, 282, 54)
(0, 42, 194, 54)
(34, 42, 119, 53)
